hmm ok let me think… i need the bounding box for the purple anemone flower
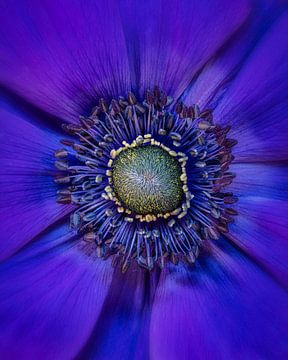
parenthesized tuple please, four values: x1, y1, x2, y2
(0, 0, 288, 359)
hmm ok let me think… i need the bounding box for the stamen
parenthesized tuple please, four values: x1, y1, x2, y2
(55, 89, 237, 271)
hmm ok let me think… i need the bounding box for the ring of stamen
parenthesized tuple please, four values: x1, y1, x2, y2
(54, 88, 238, 271)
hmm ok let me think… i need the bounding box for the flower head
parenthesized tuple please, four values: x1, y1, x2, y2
(0, 0, 288, 359)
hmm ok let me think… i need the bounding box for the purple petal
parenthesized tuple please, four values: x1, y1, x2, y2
(230, 163, 288, 200)
(0, 102, 73, 260)
(213, 12, 288, 162)
(228, 163, 288, 286)
(150, 239, 288, 359)
(79, 267, 158, 360)
(228, 199, 288, 287)
(120, 0, 250, 99)
(182, 2, 284, 108)
(0, 224, 114, 360)
(0, 0, 250, 122)
(0, 0, 131, 123)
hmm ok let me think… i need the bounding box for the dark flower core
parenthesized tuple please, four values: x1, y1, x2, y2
(55, 88, 237, 271)
(112, 145, 183, 215)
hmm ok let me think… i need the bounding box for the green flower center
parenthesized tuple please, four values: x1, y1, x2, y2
(111, 145, 183, 215)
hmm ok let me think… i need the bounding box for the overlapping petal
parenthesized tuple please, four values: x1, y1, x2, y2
(230, 163, 288, 200)
(0, 1, 287, 360)
(150, 239, 288, 359)
(0, 101, 73, 260)
(182, 2, 287, 108)
(120, 0, 250, 100)
(228, 163, 288, 286)
(228, 198, 288, 287)
(213, 11, 288, 162)
(0, 0, 251, 122)
(0, 223, 114, 360)
(78, 268, 158, 360)
(0, 0, 132, 123)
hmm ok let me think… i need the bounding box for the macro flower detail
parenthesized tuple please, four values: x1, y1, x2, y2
(55, 89, 237, 271)
(1, 0, 288, 359)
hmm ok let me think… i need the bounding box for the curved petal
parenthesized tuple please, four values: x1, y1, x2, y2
(0, 101, 73, 260)
(150, 238, 288, 359)
(228, 198, 288, 287)
(182, 2, 288, 108)
(0, 223, 114, 360)
(0, 0, 250, 122)
(120, 0, 250, 99)
(78, 267, 158, 360)
(230, 162, 288, 200)
(0, 0, 132, 123)
(228, 162, 288, 286)
(213, 11, 288, 162)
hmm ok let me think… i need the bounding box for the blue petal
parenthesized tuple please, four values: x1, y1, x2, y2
(0, 100, 73, 260)
(79, 267, 157, 360)
(213, 12, 288, 162)
(0, 223, 114, 360)
(0, 0, 132, 123)
(228, 163, 288, 286)
(181, 2, 287, 108)
(120, 0, 250, 99)
(0, 0, 250, 122)
(150, 237, 288, 359)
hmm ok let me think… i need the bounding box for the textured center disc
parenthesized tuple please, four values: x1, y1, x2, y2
(112, 145, 183, 215)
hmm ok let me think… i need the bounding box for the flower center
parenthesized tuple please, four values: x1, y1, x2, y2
(111, 145, 183, 215)
(55, 88, 238, 271)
